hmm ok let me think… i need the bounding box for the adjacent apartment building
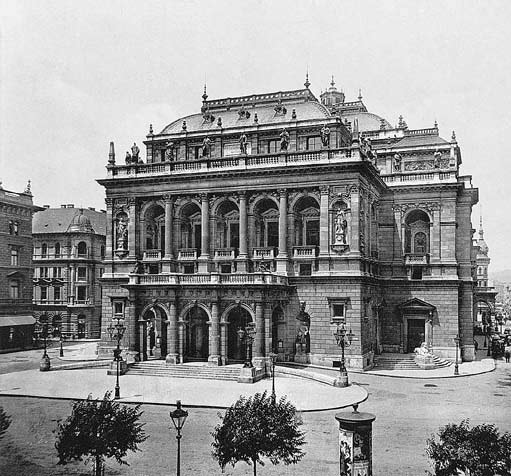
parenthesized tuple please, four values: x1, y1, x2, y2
(32, 205, 106, 338)
(96, 78, 481, 369)
(0, 182, 42, 350)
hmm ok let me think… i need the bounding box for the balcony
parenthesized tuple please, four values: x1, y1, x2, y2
(178, 249, 198, 261)
(128, 272, 288, 286)
(214, 248, 237, 260)
(252, 247, 276, 259)
(293, 245, 318, 259)
(405, 253, 429, 266)
(382, 171, 457, 187)
(105, 148, 356, 180)
(143, 250, 162, 261)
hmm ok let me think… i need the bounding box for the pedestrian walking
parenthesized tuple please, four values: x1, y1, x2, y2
(505, 347, 510, 363)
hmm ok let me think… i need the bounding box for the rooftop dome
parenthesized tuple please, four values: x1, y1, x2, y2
(68, 209, 93, 232)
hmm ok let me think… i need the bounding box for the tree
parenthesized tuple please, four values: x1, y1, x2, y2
(426, 420, 511, 476)
(55, 392, 148, 476)
(0, 406, 11, 440)
(211, 391, 306, 476)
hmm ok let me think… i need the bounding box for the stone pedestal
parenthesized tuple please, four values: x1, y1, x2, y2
(208, 355, 221, 366)
(335, 408, 376, 476)
(39, 355, 51, 372)
(165, 353, 179, 364)
(414, 354, 435, 370)
(237, 366, 256, 383)
(294, 352, 311, 364)
(107, 359, 128, 375)
(334, 371, 349, 388)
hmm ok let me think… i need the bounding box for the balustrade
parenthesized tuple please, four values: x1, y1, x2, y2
(404, 253, 429, 266)
(143, 250, 162, 260)
(252, 247, 276, 259)
(129, 272, 288, 286)
(293, 245, 318, 259)
(177, 249, 198, 260)
(213, 248, 236, 260)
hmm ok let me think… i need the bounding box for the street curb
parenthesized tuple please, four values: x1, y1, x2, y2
(0, 386, 368, 413)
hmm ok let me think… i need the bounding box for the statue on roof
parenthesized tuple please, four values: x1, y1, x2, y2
(125, 151, 132, 165)
(202, 137, 212, 157)
(239, 133, 248, 155)
(280, 129, 290, 151)
(131, 143, 140, 161)
(320, 125, 331, 147)
(433, 149, 442, 168)
(393, 153, 402, 172)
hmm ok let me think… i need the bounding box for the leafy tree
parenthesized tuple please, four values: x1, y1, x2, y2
(212, 391, 306, 476)
(0, 406, 11, 440)
(426, 420, 511, 476)
(55, 392, 147, 476)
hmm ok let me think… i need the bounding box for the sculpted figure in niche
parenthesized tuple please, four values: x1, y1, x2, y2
(202, 137, 212, 157)
(295, 301, 311, 353)
(433, 149, 442, 168)
(116, 215, 128, 250)
(335, 208, 348, 244)
(280, 129, 290, 151)
(239, 133, 248, 154)
(393, 153, 402, 172)
(320, 125, 331, 147)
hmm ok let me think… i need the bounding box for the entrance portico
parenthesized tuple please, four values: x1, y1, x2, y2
(398, 298, 436, 353)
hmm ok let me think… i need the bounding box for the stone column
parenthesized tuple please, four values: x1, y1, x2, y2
(199, 193, 210, 272)
(430, 204, 441, 271)
(264, 303, 272, 355)
(105, 198, 113, 270)
(128, 197, 136, 259)
(393, 204, 404, 261)
(277, 189, 288, 273)
(237, 192, 248, 271)
(208, 301, 221, 365)
(254, 302, 264, 358)
(165, 301, 178, 364)
(178, 320, 186, 363)
(220, 321, 228, 365)
(138, 318, 147, 361)
(319, 185, 330, 256)
(349, 186, 360, 255)
(425, 313, 433, 350)
(164, 195, 174, 259)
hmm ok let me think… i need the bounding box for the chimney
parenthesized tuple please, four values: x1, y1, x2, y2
(43, 205, 50, 209)
(67, 204, 74, 208)
(88, 207, 96, 211)
(61, 204, 67, 208)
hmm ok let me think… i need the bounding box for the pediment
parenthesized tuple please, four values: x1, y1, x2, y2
(398, 298, 436, 312)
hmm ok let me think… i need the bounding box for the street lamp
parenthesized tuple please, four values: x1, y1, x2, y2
(169, 400, 188, 476)
(237, 324, 256, 368)
(268, 352, 278, 402)
(453, 334, 461, 376)
(35, 320, 53, 371)
(333, 322, 354, 387)
(107, 316, 126, 399)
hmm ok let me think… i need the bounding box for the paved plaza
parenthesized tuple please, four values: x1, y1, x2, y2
(0, 344, 509, 475)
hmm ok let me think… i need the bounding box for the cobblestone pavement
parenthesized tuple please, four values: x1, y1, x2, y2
(0, 357, 509, 475)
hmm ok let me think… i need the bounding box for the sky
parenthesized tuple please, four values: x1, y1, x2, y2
(1, 0, 511, 271)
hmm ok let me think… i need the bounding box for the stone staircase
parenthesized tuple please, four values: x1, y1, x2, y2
(127, 361, 243, 381)
(374, 353, 452, 370)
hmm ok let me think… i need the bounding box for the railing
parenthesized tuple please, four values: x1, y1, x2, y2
(405, 128, 438, 136)
(129, 272, 288, 286)
(178, 249, 198, 260)
(214, 248, 236, 260)
(293, 245, 318, 259)
(252, 247, 276, 259)
(107, 147, 356, 179)
(32, 300, 66, 305)
(404, 253, 429, 266)
(67, 298, 92, 305)
(143, 250, 162, 260)
(382, 171, 457, 185)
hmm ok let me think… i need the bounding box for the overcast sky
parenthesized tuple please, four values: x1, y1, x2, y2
(1, 0, 510, 271)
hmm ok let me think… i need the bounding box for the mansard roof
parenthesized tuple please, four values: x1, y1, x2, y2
(160, 89, 332, 135)
(33, 207, 106, 236)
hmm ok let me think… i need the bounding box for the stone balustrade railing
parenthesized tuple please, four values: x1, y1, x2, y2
(128, 272, 288, 286)
(143, 250, 162, 260)
(177, 249, 198, 260)
(382, 171, 457, 186)
(214, 248, 236, 259)
(253, 247, 276, 259)
(293, 245, 318, 258)
(107, 148, 356, 179)
(404, 253, 429, 266)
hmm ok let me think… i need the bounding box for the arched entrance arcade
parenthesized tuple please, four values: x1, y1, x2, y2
(139, 304, 168, 360)
(225, 305, 254, 363)
(182, 305, 210, 361)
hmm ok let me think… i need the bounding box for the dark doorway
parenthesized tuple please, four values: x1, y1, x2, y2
(407, 318, 425, 353)
(227, 306, 253, 362)
(186, 307, 209, 361)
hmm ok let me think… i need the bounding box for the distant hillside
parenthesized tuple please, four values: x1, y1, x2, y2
(491, 269, 511, 283)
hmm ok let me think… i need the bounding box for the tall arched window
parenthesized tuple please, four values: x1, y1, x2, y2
(41, 243, 48, 258)
(404, 210, 430, 254)
(54, 242, 61, 257)
(100, 245, 105, 260)
(77, 241, 87, 257)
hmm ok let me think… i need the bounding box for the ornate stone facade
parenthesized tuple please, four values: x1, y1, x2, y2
(97, 82, 480, 369)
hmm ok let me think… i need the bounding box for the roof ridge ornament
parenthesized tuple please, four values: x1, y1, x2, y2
(24, 179, 32, 196)
(202, 84, 208, 102)
(358, 88, 363, 101)
(304, 71, 310, 89)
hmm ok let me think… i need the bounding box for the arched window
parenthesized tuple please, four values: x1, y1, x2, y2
(41, 243, 48, 258)
(414, 232, 427, 253)
(9, 280, 19, 299)
(54, 242, 61, 257)
(77, 241, 87, 257)
(100, 245, 105, 260)
(404, 210, 430, 254)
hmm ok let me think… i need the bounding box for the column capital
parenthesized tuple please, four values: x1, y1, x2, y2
(163, 193, 173, 204)
(320, 185, 330, 195)
(348, 184, 360, 195)
(237, 191, 247, 200)
(278, 189, 287, 198)
(200, 193, 209, 202)
(127, 196, 136, 207)
(105, 197, 113, 208)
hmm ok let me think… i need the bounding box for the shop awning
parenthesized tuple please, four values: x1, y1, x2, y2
(0, 315, 36, 327)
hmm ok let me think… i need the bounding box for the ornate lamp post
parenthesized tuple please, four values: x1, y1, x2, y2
(35, 320, 53, 371)
(169, 400, 188, 476)
(453, 333, 461, 376)
(107, 316, 126, 399)
(268, 352, 278, 402)
(333, 322, 354, 387)
(237, 324, 256, 368)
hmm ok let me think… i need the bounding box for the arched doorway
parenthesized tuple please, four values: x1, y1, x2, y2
(227, 306, 253, 362)
(271, 307, 283, 352)
(142, 306, 168, 359)
(184, 306, 209, 361)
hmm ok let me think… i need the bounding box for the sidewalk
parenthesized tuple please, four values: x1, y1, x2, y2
(0, 367, 367, 412)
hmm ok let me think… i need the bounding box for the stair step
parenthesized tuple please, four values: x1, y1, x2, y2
(126, 362, 242, 381)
